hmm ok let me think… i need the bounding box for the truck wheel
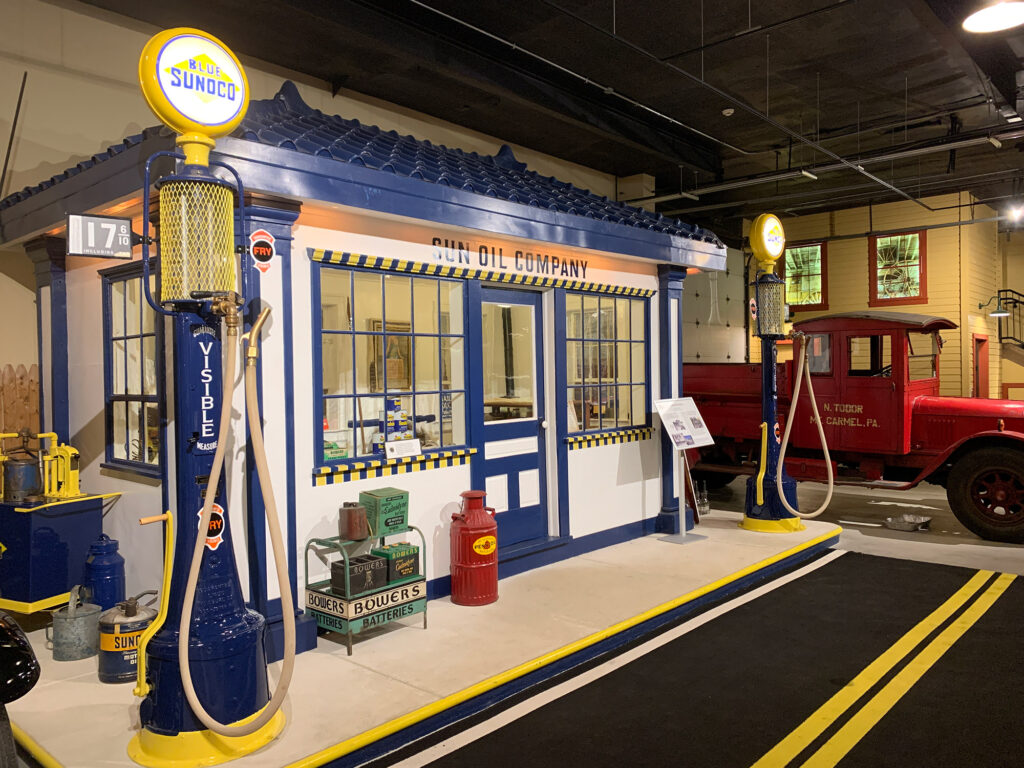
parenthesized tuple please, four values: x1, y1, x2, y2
(947, 447, 1024, 543)
(692, 470, 738, 491)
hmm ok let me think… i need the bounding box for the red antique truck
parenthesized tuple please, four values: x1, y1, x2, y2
(687, 311, 1024, 542)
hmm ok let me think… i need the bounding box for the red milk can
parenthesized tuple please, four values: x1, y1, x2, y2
(450, 490, 498, 605)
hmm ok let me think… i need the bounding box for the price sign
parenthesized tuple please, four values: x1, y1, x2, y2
(66, 214, 133, 259)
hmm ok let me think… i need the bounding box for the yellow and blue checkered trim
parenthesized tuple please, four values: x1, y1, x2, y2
(313, 448, 477, 485)
(565, 428, 654, 450)
(309, 249, 656, 297)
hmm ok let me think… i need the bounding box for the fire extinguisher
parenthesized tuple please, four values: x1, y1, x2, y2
(450, 490, 498, 605)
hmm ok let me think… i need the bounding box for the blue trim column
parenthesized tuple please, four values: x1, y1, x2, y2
(656, 264, 691, 534)
(240, 194, 317, 661)
(24, 236, 69, 442)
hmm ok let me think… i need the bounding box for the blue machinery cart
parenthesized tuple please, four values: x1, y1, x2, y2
(304, 525, 427, 655)
(0, 495, 117, 613)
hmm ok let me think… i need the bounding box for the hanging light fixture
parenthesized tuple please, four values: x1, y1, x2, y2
(963, 1, 1024, 32)
(980, 296, 1012, 317)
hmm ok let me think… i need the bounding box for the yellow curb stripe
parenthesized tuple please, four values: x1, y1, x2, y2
(752, 568, 995, 768)
(285, 528, 841, 768)
(800, 572, 1016, 768)
(12, 722, 63, 768)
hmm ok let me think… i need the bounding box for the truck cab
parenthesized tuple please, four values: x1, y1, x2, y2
(789, 312, 955, 457)
(687, 311, 1024, 543)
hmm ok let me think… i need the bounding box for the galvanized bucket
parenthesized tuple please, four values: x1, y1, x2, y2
(45, 586, 101, 661)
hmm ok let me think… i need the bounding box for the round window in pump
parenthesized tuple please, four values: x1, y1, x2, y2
(138, 28, 249, 136)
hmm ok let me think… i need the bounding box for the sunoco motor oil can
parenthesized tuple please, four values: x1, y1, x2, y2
(98, 591, 157, 683)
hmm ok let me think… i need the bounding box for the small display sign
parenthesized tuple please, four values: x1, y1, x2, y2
(385, 438, 422, 459)
(66, 214, 133, 259)
(654, 397, 714, 450)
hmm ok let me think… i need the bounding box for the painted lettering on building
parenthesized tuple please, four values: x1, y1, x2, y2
(431, 237, 588, 279)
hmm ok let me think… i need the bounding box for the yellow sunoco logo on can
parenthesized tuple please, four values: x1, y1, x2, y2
(472, 535, 497, 555)
(100, 629, 145, 652)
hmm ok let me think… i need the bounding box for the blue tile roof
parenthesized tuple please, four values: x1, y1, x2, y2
(1, 81, 722, 248)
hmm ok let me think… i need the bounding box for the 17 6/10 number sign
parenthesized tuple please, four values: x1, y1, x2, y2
(66, 214, 134, 259)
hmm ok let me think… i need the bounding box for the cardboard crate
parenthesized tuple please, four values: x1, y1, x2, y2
(330, 554, 387, 597)
(371, 543, 420, 582)
(359, 487, 409, 537)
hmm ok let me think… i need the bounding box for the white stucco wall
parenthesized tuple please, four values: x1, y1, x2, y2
(0, 249, 37, 367)
(63, 254, 163, 593)
(0, 0, 614, 209)
(287, 208, 665, 594)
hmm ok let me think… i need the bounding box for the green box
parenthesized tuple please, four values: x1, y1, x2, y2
(359, 487, 409, 537)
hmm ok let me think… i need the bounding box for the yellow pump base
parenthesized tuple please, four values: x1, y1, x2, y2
(127, 708, 285, 768)
(740, 515, 807, 534)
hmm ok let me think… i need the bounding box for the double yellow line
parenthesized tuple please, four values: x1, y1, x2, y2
(753, 569, 1016, 768)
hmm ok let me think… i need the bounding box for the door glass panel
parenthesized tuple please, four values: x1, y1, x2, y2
(848, 335, 892, 377)
(482, 302, 535, 422)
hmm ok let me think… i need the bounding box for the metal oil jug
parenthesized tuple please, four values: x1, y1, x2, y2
(98, 591, 157, 683)
(45, 586, 101, 661)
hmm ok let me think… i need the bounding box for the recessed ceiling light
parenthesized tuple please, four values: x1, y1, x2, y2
(963, 1, 1024, 32)
(1007, 115, 1024, 123)
(721, 108, 735, 117)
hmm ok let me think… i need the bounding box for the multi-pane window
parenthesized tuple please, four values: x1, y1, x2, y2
(565, 293, 648, 433)
(784, 243, 826, 309)
(102, 266, 159, 470)
(871, 232, 926, 304)
(319, 267, 466, 462)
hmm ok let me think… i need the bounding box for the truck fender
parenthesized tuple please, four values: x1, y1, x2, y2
(915, 430, 1024, 487)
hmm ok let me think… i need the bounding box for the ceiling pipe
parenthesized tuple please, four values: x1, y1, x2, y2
(407, 0, 760, 157)
(631, 131, 1020, 205)
(665, 166, 1024, 216)
(540, 0, 950, 212)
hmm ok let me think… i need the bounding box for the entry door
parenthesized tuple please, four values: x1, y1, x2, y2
(974, 335, 990, 398)
(479, 288, 547, 547)
(839, 331, 900, 453)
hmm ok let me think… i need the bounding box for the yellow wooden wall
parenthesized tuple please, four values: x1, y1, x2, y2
(746, 193, 1003, 398)
(1000, 231, 1024, 399)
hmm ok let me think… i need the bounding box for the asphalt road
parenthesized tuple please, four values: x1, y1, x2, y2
(707, 477, 1024, 575)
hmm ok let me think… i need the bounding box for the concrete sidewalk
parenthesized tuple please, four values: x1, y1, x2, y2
(12, 512, 839, 768)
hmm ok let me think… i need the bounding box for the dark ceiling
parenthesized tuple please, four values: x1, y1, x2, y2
(82, 0, 1024, 242)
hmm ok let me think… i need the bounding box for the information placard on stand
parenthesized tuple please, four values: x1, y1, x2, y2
(655, 397, 714, 540)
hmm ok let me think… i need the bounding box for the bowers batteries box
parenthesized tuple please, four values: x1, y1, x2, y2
(371, 543, 420, 582)
(331, 554, 386, 597)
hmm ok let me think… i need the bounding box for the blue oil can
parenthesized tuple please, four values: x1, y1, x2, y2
(82, 534, 125, 610)
(98, 592, 156, 683)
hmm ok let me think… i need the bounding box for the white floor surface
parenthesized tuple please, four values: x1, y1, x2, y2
(10, 514, 838, 768)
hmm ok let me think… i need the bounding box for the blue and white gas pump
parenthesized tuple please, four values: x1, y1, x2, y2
(743, 214, 833, 532)
(126, 28, 295, 767)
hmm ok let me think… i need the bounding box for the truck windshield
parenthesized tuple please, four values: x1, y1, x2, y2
(907, 333, 938, 380)
(848, 334, 892, 377)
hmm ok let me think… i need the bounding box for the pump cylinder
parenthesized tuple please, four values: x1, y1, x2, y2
(157, 178, 236, 303)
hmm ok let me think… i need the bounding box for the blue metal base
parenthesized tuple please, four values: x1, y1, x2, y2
(265, 611, 319, 663)
(655, 509, 681, 534)
(140, 610, 269, 736)
(0, 498, 102, 603)
(744, 473, 799, 521)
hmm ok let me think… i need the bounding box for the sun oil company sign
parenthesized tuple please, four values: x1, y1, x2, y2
(139, 28, 249, 136)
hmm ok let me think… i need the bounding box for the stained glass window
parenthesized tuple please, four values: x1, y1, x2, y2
(784, 244, 824, 307)
(874, 233, 923, 301)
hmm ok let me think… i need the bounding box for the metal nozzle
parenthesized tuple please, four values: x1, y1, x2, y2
(245, 308, 271, 362)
